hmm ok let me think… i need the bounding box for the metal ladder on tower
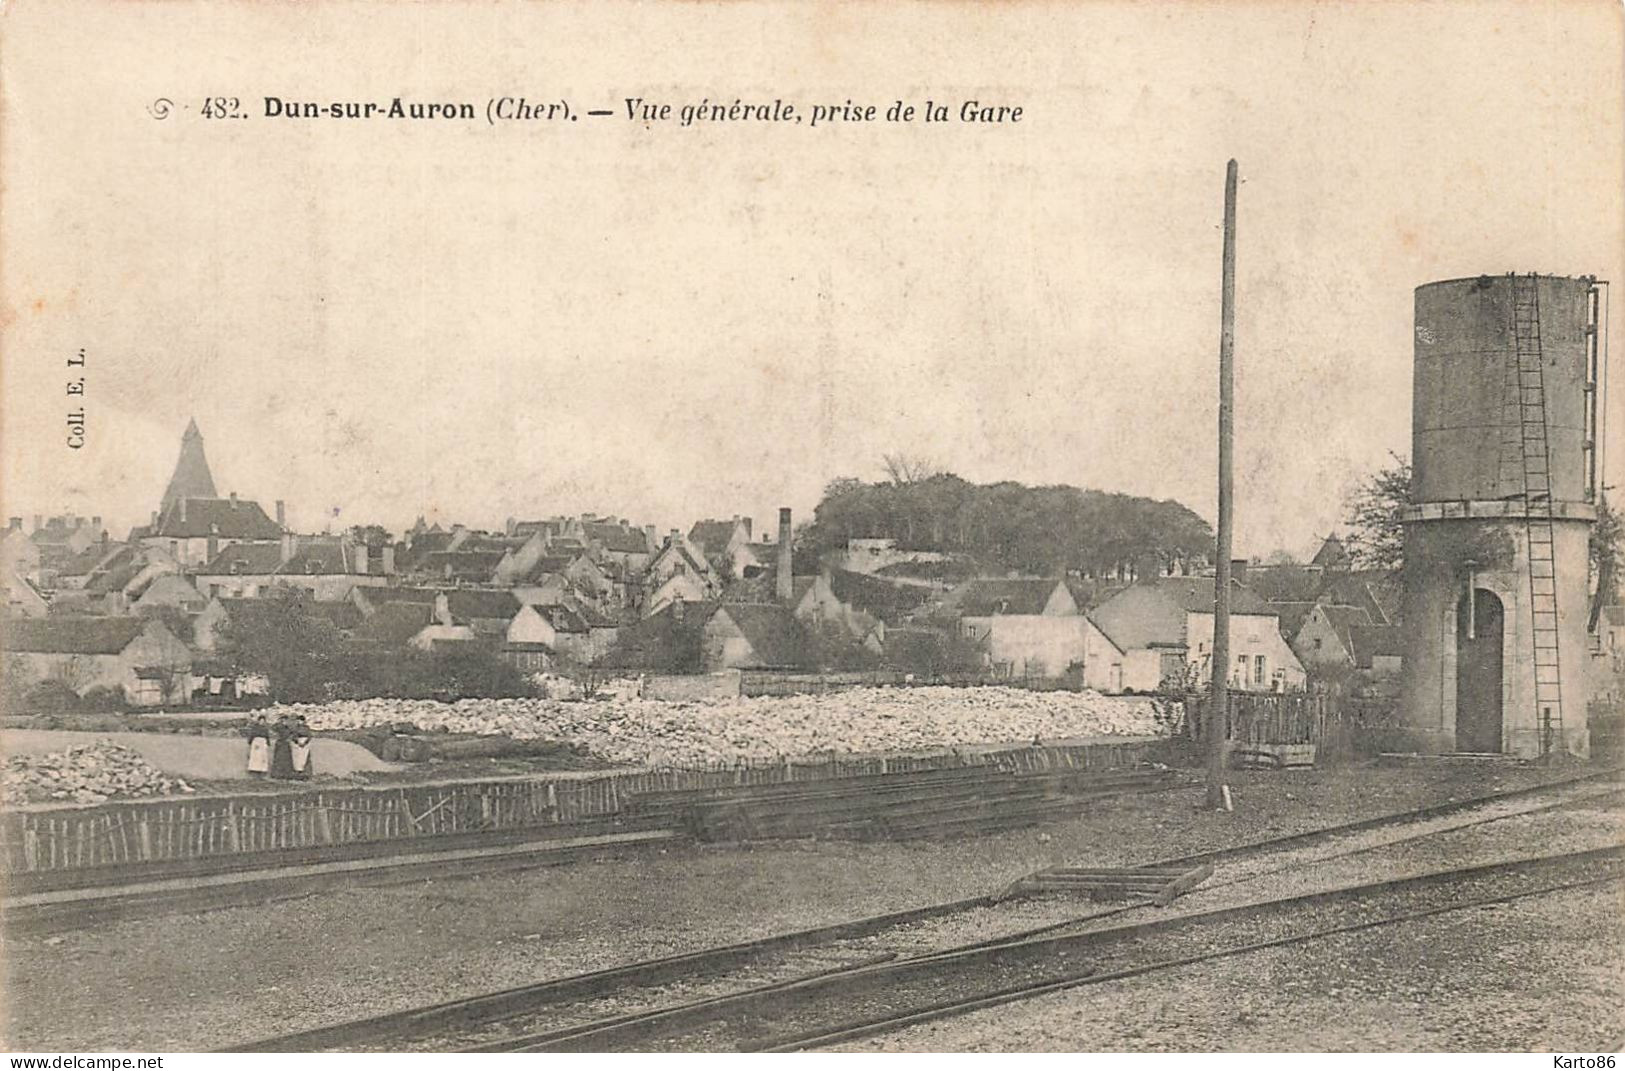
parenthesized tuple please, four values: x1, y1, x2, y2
(1511, 273, 1564, 755)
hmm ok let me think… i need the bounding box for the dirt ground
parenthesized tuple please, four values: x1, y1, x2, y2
(0, 761, 1613, 1051)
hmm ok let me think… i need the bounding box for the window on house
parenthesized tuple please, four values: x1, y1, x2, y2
(1253, 655, 1265, 684)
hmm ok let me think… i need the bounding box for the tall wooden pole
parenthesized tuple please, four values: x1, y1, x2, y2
(1207, 159, 1238, 810)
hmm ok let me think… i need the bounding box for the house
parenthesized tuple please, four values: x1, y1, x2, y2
(0, 521, 43, 582)
(701, 603, 814, 670)
(644, 533, 723, 616)
(1350, 625, 1405, 677)
(945, 578, 1122, 683)
(507, 603, 592, 663)
(492, 531, 551, 586)
(1090, 576, 1307, 693)
(793, 569, 929, 652)
(2, 617, 193, 706)
(424, 549, 508, 584)
(141, 494, 284, 568)
(352, 600, 441, 651)
(838, 538, 952, 577)
(51, 539, 128, 591)
(50, 546, 185, 616)
(1268, 601, 1318, 644)
(1290, 603, 1376, 671)
(444, 589, 523, 640)
(1309, 534, 1353, 572)
(2, 571, 50, 617)
(129, 572, 207, 614)
(688, 517, 755, 578)
(581, 520, 656, 573)
(28, 514, 107, 575)
(597, 599, 713, 672)
(194, 535, 392, 601)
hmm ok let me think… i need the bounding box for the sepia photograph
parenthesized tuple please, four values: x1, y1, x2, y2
(0, 0, 1622, 1057)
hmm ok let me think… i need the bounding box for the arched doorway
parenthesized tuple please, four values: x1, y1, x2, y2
(1456, 588, 1504, 753)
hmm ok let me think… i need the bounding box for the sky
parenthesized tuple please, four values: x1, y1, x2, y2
(3, 0, 1622, 559)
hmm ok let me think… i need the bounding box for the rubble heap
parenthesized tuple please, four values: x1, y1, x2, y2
(275, 687, 1174, 768)
(1, 741, 195, 805)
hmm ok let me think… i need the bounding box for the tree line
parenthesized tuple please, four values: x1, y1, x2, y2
(800, 474, 1215, 578)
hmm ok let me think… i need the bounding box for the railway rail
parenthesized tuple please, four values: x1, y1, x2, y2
(490, 847, 1624, 1052)
(225, 768, 1625, 1052)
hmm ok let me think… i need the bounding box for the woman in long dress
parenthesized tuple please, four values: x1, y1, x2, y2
(269, 715, 296, 780)
(245, 715, 271, 778)
(289, 716, 315, 781)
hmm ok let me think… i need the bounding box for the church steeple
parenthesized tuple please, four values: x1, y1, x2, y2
(160, 417, 218, 513)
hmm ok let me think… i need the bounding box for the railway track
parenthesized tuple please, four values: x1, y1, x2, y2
(225, 768, 1625, 1052)
(490, 847, 1625, 1052)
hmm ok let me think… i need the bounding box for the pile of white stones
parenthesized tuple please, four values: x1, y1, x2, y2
(2, 741, 195, 805)
(275, 686, 1172, 768)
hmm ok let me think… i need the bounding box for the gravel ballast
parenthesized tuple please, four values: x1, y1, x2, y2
(1, 763, 1612, 1051)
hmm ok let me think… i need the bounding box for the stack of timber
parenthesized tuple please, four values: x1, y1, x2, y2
(625, 764, 1182, 842)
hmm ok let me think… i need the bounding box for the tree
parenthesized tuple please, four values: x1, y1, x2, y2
(1344, 453, 1411, 572)
(1589, 494, 1623, 629)
(881, 453, 940, 486)
(801, 474, 1214, 577)
(215, 589, 344, 702)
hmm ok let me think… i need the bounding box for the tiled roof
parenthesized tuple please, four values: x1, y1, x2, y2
(277, 543, 357, 576)
(1311, 535, 1352, 571)
(535, 605, 589, 633)
(584, 522, 651, 554)
(522, 555, 579, 582)
(687, 520, 742, 556)
(827, 569, 929, 621)
(151, 497, 283, 540)
(356, 586, 442, 607)
(59, 542, 127, 578)
(356, 601, 435, 646)
(954, 579, 1068, 616)
(217, 596, 363, 632)
(713, 603, 812, 668)
(1350, 625, 1404, 668)
(199, 543, 286, 576)
(445, 589, 521, 623)
(1155, 576, 1272, 616)
(1270, 601, 1318, 639)
(3, 616, 148, 655)
(425, 550, 505, 579)
(1318, 604, 1375, 654)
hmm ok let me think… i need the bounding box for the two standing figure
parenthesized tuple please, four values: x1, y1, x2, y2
(246, 713, 315, 781)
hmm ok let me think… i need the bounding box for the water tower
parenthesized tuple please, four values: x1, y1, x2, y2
(1400, 273, 1605, 758)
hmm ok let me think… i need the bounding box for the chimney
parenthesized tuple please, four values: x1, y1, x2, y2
(206, 523, 219, 563)
(381, 544, 396, 575)
(275, 500, 286, 528)
(644, 523, 656, 544)
(6, 517, 19, 531)
(280, 531, 296, 564)
(1230, 559, 1249, 586)
(776, 507, 793, 602)
(32, 514, 41, 531)
(229, 492, 239, 510)
(91, 515, 101, 530)
(355, 543, 370, 575)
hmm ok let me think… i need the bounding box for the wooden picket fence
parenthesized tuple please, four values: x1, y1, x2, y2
(0, 737, 1176, 876)
(1180, 691, 1402, 760)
